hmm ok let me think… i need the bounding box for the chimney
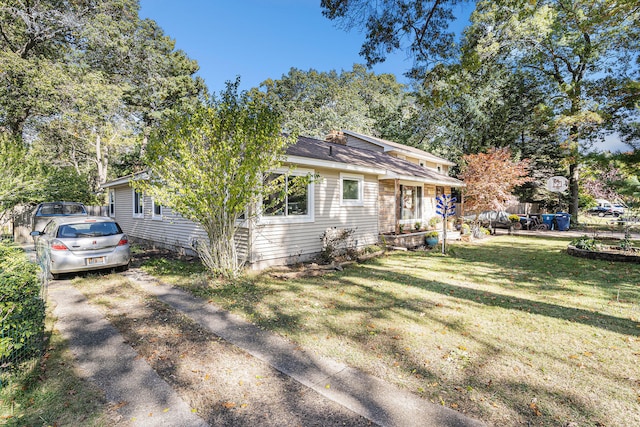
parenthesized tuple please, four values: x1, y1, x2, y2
(325, 130, 347, 145)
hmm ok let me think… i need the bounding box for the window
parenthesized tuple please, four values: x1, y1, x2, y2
(340, 173, 364, 206)
(436, 186, 444, 197)
(152, 199, 162, 220)
(261, 170, 314, 223)
(108, 190, 115, 217)
(133, 189, 143, 218)
(401, 185, 422, 221)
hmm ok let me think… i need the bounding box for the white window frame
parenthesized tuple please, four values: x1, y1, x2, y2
(108, 190, 116, 217)
(152, 199, 163, 221)
(339, 173, 364, 207)
(133, 189, 144, 218)
(259, 167, 315, 225)
(399, 183, 424, 225)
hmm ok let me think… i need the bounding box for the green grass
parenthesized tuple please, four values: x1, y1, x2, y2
(143, 235, 640, 426)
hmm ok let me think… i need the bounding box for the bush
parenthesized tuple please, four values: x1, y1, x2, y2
(570, 235, 598, 251)
(0, 243, 45, 367)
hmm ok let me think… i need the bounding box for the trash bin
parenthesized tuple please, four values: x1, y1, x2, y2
(554, 212, 571, 231)
(541, 214, 555, 229)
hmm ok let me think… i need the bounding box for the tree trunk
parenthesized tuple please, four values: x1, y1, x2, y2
(569, 161, 579, 223)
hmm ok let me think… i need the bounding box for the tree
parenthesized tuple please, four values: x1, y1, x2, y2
(459, 147, 532, 215)
(467, 0, 640, 222)
(137, 80, 293, 279)
(255, 64, 416, 142)
(321, 0, 471, 73)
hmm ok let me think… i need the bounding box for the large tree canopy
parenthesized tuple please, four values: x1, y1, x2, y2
(255, 64, 418, 143)
(466, 0, 640, 220)
(0, 0, 204, 202)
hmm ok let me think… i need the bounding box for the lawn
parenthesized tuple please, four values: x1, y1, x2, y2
(143, 235, 640, 427)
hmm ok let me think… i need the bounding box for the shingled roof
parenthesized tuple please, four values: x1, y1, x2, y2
(286, 136, 464, 187)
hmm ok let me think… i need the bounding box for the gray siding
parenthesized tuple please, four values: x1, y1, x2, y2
(110, 185, 248, 259)
(344, 135, 384, 152)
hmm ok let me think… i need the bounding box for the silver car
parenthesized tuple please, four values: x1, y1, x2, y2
(30, 216, 131, 279)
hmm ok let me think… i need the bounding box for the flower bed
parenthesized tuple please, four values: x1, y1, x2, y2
(567, 245, 640, 263)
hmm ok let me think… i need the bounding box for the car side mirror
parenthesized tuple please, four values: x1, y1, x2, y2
(30, 231, 42, 237)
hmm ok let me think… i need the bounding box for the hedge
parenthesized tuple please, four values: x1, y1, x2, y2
(0, 242, 45, 368)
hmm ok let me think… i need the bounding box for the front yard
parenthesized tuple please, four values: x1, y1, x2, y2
(3, 235, 638, 426)
(143, 235, 640, 426)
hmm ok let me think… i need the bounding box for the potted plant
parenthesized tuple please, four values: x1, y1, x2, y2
(425, 231, 439, 247)
(414, 221, 422, 231)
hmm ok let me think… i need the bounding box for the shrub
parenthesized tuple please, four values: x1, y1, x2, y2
(319, 227, 357, 263)
(428, 216, 441, 228)
(570, 235, 598, 251)
(0, 243, 45, 367)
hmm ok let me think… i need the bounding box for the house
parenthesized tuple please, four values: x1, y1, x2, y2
(102, 132, 464, 269)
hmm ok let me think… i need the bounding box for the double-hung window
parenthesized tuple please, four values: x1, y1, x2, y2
(133, 189, 144, 218)
(340, 173, 364, 206)
(152, 199, 162, 220)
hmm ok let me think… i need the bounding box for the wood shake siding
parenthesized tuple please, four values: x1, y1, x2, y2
(378, 180, 397, 234)
(250, 168, 379, 268)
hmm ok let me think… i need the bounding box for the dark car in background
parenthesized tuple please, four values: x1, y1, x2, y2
(32, 201, 87, 233)
(30, 216, 130, 279)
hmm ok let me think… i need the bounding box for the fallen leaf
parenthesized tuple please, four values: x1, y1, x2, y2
(222, 402, 236, 409)
(325, 384, 331, 389)
(163, 408, 170, 413)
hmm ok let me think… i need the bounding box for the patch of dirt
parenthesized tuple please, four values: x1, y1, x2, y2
(81, 274, 374, 427)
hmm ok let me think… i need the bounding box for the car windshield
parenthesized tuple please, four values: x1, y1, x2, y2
(39, 203, 87, 215)
(57, 222, 122, 238)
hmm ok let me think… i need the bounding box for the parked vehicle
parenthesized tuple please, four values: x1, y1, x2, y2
(588, 200, 624, 217)
(30, 216, 130, 279)
(32, 201, 87, 233)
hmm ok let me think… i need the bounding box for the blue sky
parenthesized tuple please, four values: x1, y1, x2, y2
(138, 1, 627, 152)
(138, 0, 471, 94)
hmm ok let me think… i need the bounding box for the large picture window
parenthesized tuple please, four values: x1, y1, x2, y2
(261, 169, 314, 223)
(340, 173, 364, 206)
(133, 189, 143, 218)
(401, 185, 422, 221)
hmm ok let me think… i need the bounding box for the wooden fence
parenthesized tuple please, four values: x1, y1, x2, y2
(3, 205, 107, 243)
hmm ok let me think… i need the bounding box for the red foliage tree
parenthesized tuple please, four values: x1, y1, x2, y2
(459, 147, 532, 214)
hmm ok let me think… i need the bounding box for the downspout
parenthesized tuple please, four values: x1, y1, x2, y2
(395, 179, 401, 235)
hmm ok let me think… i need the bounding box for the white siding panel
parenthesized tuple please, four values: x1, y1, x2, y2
(251, 168, 379, 267)
(111, 184, 248, 259)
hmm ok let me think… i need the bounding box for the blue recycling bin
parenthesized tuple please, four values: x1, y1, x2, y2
(554, 212, 571, 231)
(541, 214, 555, 229)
